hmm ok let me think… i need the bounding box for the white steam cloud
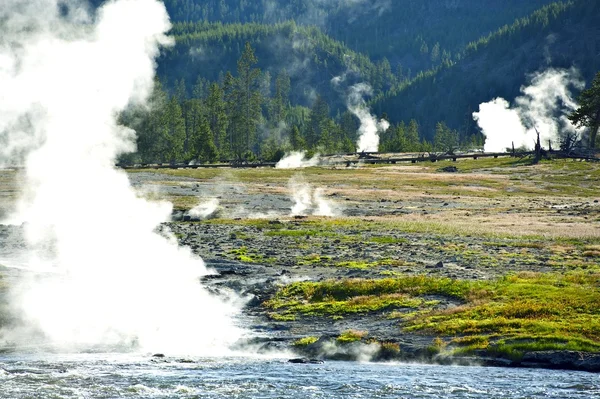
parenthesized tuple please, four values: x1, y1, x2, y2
(188, 198, 220, 220)
(473, 68, 585, 152)
(276, 151, 321, 169)
(349, 83, 390, 152)
(0, 0, 241, 354)
(288, 176, 340, 217)
(332, 77, 389, 153)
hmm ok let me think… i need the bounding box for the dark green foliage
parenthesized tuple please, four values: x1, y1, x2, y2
(374, 0, 600, 140)
(161, 0, 556, 74)
(121, 1, 599, 160)
(569, 71, 600, 148)
(434, 122, 460, 154)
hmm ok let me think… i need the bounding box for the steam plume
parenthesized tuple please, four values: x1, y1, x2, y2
(332, 76, 389, 152)
(288, 176, 340, 217)
(276, 151, 321, 169)
(188, 198, 220, 220)
(0, 0, 240, 354)
(473, 68, 584, 152)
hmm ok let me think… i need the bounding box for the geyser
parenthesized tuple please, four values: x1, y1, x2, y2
(276, 151, 321, 169)
(0, 0, 241, 354)
(473, 68, 584, 152)
(348, 83, 390, 153)
(288, 176, 340, 217)
(331, 75, 389, 153)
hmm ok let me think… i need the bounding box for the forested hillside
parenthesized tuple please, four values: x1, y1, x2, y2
(105, 0, 600, 163)
(374, 0, 600, 140)
(158, 21, 396, 108)
(161, 0, 556, 73)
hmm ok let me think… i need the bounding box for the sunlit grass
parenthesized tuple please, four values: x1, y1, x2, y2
(130, 158, 600, 199)
(293, 336, 319, 346)
(206, 216, 599, 242)
(266, 272, 600, 355)
(337, 329, 368, 343)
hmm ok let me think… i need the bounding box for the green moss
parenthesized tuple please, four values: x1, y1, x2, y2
(334, 259, 409, 269)
(404, 272, 600, 353)
(380, 341, 401, 354)
(267, 272, 600, 354)
(337, 330, 368, 343)
(264, 276, 473, 320)
(298, 254, 331, 266)
(483, 241, 545, 249)
(369, 236, 408, 244)
(228, 246, 275, 264)
(268, 312, 296, 321)
(293, 336, 319, 346)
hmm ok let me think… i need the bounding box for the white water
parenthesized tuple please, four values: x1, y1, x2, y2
(0, 354, 597, 398)
(0, 0, 241, 355)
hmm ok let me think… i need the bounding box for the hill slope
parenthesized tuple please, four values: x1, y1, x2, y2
(158, 21, 396, 108)
(161, 0, 556, 73)
(374, 0, 600, 139)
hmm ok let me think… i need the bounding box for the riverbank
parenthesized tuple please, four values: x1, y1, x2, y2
(150, 157, 600, 372)
(1, 157, 599, 371)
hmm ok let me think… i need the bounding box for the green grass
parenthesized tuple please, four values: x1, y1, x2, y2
(404, 272, 600, 356)
(266, 272, 600, 355)
(293, 336, 319, 346)
(369, 236, 409, 244)
(207, 217, 531, 240)
(130, 158, 600, 209)
(334, 259, 409, 269)
(264, 229, 339, 238)
(337, 330, 368, 343)
(228, 246, 275, 264)
(264, 276, 472, 319)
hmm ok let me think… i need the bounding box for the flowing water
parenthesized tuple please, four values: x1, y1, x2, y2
(0, 354, 598, 398)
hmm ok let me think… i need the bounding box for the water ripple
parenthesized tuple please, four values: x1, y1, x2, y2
(0, 355, 599, 398)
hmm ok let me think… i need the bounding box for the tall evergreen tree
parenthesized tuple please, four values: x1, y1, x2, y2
(569, 71, 600, 148)
(405, 119, 421, 152)
(191, 115, 219, 163)
(289, 125, 306, 151)
(206, 82, 229, 156)
(163, 96, 186, 163)
(308, 95, 330, 148)
(235, 42, 263, 158)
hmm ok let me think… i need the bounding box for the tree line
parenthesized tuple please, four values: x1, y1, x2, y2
(121, 43, 483, 165)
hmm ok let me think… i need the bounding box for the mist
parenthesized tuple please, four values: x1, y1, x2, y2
(473, 68, 585, 152)
(0, 0, 241, 354)
(289, 175, 341, 217)
(276, 151, 321, 169)
(332, 75, 389, 152)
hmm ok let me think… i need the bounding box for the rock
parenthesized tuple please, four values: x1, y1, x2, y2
(520, 351, 600, 372)
(288, 358, 324, 364)
(152, 353, 165, 358)
(427, 261, 444, 269)
(439, 166, 458, 173)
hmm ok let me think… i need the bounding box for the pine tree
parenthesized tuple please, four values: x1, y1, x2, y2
(206, 82, 229, 156)
(434, 121, 459, 154)
(272, 70, 291, 123)
(192, 115, 218, 163)
(235, 42, 263, 158)
(289, 125, 306, 151)
(163, 96, 186, 163)
(405, 119, 421, 152)
(135, 79, 169, 163)
(569, 71, 600, 148)
(308, 95, 330, 148)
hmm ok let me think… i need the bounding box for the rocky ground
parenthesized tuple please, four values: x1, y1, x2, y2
(1, 159, 600, 371)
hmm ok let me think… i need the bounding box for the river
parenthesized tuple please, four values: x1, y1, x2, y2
(0, 354, 598, 398)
